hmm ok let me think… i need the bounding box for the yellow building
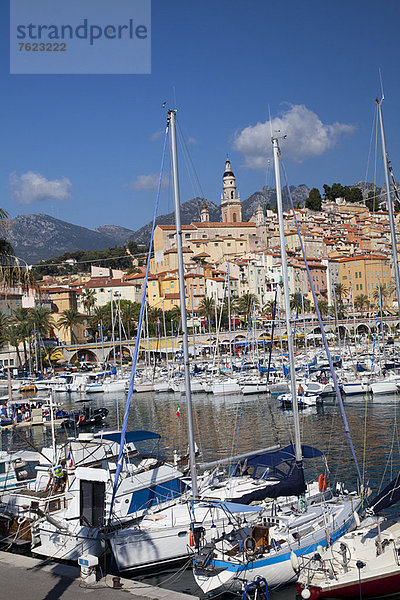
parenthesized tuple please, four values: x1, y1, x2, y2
(337, 254, 392, 304)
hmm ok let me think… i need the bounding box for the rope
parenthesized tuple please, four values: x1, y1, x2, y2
(108, 117, 170, 523)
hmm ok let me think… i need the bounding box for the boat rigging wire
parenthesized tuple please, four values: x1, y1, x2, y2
(108, 118, 169, 523)
(279, 144, 362, 484)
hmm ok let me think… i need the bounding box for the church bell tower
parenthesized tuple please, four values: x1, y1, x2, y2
(221, 156, 242, 223)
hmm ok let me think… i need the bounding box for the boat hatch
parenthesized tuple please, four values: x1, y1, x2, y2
(80, 480, 105, 528)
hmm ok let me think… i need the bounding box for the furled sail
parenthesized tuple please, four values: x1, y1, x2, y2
(369, 472, 400, 514)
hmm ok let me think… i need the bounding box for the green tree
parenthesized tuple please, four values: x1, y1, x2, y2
(13, 307, 30, 365)
(290, 291, 311, 313)
(121, 300, 141, 338)
(89, 305, 110, 338)
(235, 293, 260, 321)
(81, 288, 96, 315)
(6, 325, 23, 367)
(263, 300, 276, 319)
(305, 188, 322, 211)
(0, 314, 10, 348)
(169, 305, 182, 331)
(365, 189, 381, 212)
(354, 293, 369, 313)
(28, 306, 55, 338)
(198, 296, 216, 329)
(334, 283, 348, 319)
(58, 308, 81, 344)
(316, 299, 329, 317)
(334, 283, 349, 303)
(372, 283, 389, 310)
(345, 187, 363, 203)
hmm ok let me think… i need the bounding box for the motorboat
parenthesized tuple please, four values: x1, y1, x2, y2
(0, 430, 188, 558)
(61, 407, 109, 428)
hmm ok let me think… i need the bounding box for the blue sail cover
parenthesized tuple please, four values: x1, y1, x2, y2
(231, 463, 306, 504)
(230, 444, 322, 504)
(102, 431, 160, 444)
(369, 472, 400, 514)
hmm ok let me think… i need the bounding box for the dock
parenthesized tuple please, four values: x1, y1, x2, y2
(0, 551, 199, 600)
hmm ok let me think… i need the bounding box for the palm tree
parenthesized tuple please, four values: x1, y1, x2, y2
(6, 325, 23, 367)
(235, 293, 259, 321)
(290, 291, 311, 313)
(334, 283, 348, 320)
(263, 300, 276, 319)
(198, 296, 215, 330)
(58, 308, 81, 344)
(372, 283, 389, 310)
(354, 294, 369, 313)
(89, 305, 110, 338)
(0, 314, 10, 348)
(170, 305, 181, 331)
(81, 288, 96, 315)
(148, 307, 163, 336)
(13, 306, 30, 363)
(334, 283, 349, 303)
(0, 209, 38, 291)
(316, 299, 329, 317)
(121, 300, 141, 339)
(28, 305, 55, 338)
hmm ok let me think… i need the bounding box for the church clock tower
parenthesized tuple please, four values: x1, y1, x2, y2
(221, 156, 242, 223)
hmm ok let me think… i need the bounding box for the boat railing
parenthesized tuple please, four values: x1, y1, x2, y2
(298, 553, 340, 583)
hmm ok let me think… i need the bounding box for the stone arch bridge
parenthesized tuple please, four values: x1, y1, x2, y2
(55, 315, 400, 364)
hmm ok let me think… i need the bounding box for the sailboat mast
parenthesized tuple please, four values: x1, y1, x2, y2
(169, 109, 198, 498)
(377, 99, 400, 321)
(272, 137, 302, 463)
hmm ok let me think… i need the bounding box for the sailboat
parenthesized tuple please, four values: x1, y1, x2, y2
(296, 475, 400, 600)
(108, 109, 262, 570)
(192, 135, 362, 593)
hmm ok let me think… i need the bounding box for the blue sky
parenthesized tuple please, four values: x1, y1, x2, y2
(1, 0, 400, 232)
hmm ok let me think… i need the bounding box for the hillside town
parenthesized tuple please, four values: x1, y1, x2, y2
(0, 156, 397, 370)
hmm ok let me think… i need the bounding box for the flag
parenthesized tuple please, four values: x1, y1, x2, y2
(67, 451, 74, 468)
(176, 404, 181, 418)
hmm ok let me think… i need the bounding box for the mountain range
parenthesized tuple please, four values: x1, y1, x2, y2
(6, 182, 387, 264)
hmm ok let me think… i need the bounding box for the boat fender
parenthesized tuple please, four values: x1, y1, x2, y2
(244, 536, 257, 558)
(301, 588, 311, 599)
(353, 510, 361, 528)
(290, 550, 299, 572)
(189, 530, 194, 547)
(318, 474, 327, 492)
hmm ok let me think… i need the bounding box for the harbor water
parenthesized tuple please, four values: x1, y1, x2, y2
(2, 388, 400, 599)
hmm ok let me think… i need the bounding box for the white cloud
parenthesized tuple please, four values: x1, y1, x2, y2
(128, 173, 168, 191)
(10, 171, 72, 204)
(187, 137, 198, 146)
(234, 104, 355, 167)
(150, 129, 163, 142)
